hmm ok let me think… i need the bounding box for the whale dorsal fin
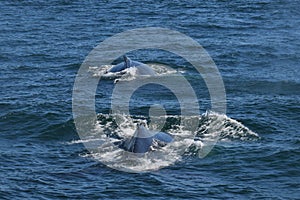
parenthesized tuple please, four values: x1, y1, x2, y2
(123, 55, 131, 68)
(120, 123, 173, 153)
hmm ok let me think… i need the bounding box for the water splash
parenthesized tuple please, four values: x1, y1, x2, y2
(70, 112, 259, 172)
(88, 63, 178, 81)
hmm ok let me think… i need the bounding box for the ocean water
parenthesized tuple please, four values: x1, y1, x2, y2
(1, 0, 300, 199)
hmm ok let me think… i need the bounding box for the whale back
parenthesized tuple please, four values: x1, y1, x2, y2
(124, 124, 153, 153)
(108, 56, 130, 73)
(122, 124, 173, 153)
(131, 61, 156, 76)
(153, 132, 173, 143)
(107, 56, 156, 75)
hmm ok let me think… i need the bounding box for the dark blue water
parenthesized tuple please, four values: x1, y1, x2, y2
(1, 0, 300, 199)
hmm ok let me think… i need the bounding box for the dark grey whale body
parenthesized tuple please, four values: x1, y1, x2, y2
(118, 124, 173, 153)
(107, 56, 156, 76)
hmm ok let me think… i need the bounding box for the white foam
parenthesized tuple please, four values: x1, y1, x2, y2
(69, 112, 259, 172)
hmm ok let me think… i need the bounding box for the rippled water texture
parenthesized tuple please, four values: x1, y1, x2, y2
(1, 0, 299, 199)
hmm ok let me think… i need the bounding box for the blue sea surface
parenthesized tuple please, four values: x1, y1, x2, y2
(1, 0, 300, 199)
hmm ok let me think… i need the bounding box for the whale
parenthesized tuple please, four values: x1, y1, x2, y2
(107, 56, 156, 76)
(118, 124, 173, 153)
